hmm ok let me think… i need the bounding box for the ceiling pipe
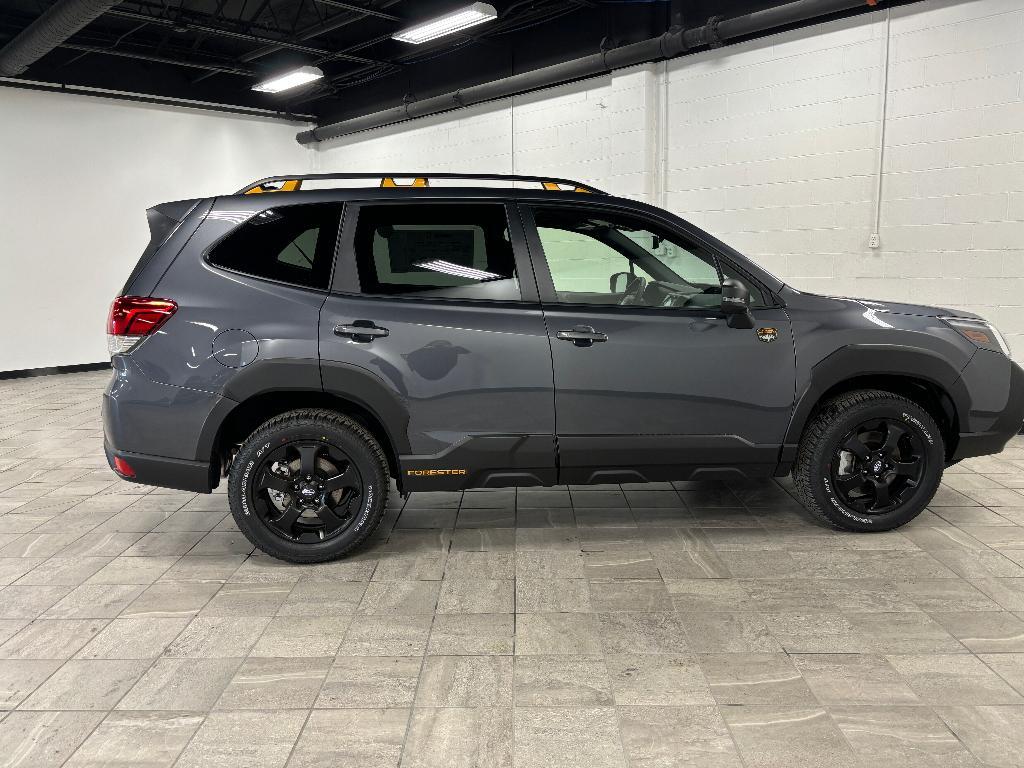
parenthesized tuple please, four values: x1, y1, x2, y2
(297, 0, 883, 145)
(0, 0, 121, 77)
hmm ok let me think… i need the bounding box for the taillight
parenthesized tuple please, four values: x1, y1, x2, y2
(106, 296, 177, 356)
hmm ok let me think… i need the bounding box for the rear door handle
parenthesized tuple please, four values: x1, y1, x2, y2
(334, 321, 390, 342)
(556, 325, 608, 347)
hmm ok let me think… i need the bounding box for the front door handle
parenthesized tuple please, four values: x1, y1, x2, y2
(556, 325, 608, 347)
(334, 321, 390, 342)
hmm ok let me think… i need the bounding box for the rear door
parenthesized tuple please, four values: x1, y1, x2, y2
(320, 200, 556, 490)
(520, 202, 795, 484)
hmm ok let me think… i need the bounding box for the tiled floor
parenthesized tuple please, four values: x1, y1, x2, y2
(1, 371, 1023, 767)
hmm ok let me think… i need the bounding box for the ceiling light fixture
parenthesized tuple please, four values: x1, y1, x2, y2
(392, 3, 497, 44)
(252, 65, 324, 94)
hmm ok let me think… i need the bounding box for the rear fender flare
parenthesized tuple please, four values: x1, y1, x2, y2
(196, 358, 411, 462)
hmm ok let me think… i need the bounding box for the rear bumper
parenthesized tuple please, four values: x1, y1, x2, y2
(951, 357, 1024, 462)
(102, 355, 225, 492)
(104, 442, 217, 493)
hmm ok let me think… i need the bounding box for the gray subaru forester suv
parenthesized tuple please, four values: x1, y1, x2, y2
(103, 172, 1024, 562)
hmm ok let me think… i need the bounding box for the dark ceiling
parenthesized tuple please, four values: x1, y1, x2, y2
(1, 0, 890, 124)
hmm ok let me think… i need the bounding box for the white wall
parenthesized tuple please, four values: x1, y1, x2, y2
(315, 0, 1024, 361)
(0, 88, 312, 372)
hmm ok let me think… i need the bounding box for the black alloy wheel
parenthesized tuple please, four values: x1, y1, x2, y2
(792, 389, 945, 532)
(830, 418, 926, 514)
(229, 409, 389, 563)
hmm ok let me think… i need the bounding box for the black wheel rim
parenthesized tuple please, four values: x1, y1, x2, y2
(830, 418, 926, 515)
(250, 440, 363, 543)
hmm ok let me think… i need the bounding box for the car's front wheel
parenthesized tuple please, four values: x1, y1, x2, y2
(792, 389, 944, 531)
(228, 409, 389, 562)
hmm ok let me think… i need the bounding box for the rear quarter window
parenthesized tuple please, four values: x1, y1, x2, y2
(207, 202, 342, 290)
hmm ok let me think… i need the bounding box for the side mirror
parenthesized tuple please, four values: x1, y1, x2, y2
(610, 272, 631, 293)
(721, 278, 754, 329)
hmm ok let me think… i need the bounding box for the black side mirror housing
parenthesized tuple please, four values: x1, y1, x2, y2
(721, 278, 754, 329)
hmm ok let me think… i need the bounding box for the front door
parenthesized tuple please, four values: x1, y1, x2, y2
(321, 200, 556, 491)
(521, 202, 795, 484)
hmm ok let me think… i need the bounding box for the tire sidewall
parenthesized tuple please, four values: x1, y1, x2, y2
(809, 400, 943, 531)
(229, 419, 385, 560)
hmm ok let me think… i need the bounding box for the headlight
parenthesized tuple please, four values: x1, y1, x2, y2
(942, 317, 1012, 356)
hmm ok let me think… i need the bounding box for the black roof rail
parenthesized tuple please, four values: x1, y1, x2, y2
(236, 172, 606, 196)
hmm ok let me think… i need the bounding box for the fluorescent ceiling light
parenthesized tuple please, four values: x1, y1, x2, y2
(252, 66, 323, 93)
(414, 259, 501, 281)
(392, 3, 497, 44)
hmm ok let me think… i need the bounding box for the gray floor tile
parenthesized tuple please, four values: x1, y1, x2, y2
(401, 707, 512, 768)
(0, 711, 105, 768)
(19, 658, 150, 710)
(174, 710, 307, 768)
(831, 705, 978, 767)
(887, 653, 1024, 705)
(722, 706, 856, 768)
(289, 708, 409, 768)
(415, 655, 512, 706)
(0, 618, 107, 660)
(514, 707, 627, 768)
(427, 613, 514, 655)
(936, 705, 1024, 768)
(698, 653, 816, 706)
(607, 653, 714, 705)
(216, 656, 331, 709)
(618, 705, 743, 768)
(338, 615, 433, 656)
(75, 617, 190, 659)
(251, 616, 352, 657)
(513, 656, 611, 706)
(164, 616, 272, 658)
(116, 657, 242, 711)
(791, 653, 920, 705)
(317, 656, 421, 708)
(0, 659, 61, 708)
(63, 711, 203, 768)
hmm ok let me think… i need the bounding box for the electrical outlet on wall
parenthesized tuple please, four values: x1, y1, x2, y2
(868, 233, 880, 249)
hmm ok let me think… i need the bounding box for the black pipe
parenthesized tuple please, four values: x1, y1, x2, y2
(0, 0, 121, 77)
(298, 0, 879, 145)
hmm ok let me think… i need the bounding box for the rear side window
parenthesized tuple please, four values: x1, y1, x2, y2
(353, 203, 520, 300)
(207, 203, 341, 290)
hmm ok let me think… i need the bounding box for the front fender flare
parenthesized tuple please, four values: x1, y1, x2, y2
(782, 344, 970, 452)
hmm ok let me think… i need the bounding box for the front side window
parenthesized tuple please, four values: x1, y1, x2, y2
(353, 203, 520, 301)
(531, 206, 725, 310)
(207, 203, 340, 290)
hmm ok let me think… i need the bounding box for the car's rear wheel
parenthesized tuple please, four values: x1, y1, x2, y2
(228, 409, 389, 562)
(792, 390, 944, 531)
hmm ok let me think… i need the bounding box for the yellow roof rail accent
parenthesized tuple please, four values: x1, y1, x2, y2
(542, 181, 592, 193)
(234, 174, 607, 195)
(380, 176, 429, 188)
(243, 179, 302, 194)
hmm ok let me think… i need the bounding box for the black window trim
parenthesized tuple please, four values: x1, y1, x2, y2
(330, 198, 540, 305)
(202, 201, 345, 294)
(518, 200, 783, 311)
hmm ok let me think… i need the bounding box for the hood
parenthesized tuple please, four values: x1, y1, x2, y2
(832, 296, 982, 320)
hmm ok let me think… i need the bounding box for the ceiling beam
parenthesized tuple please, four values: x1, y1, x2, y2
(106, 7, 383, 64)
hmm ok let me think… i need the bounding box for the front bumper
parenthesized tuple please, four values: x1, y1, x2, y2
(951, 355, 1024, 462)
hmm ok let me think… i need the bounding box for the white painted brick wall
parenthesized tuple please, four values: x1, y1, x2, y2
(316, 0, 1024, 361)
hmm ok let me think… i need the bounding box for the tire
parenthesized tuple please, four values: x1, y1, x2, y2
(792, 389, 944, 532)
(228, 409, 389, 563)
